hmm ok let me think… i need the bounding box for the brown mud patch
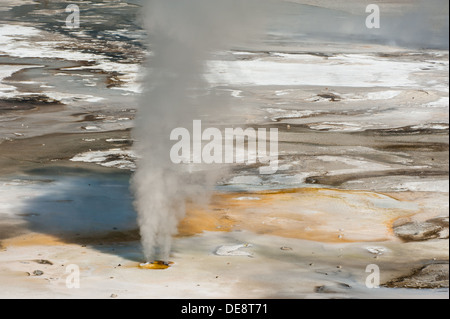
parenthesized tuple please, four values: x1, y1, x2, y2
(0, 130, 132, 175)
(0, 94, 63, 114)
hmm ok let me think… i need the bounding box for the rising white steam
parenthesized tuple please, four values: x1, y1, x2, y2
(131, 0, 267, 262)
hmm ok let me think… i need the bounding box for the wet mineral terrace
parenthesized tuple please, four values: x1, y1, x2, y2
(0, 0, 448, 298)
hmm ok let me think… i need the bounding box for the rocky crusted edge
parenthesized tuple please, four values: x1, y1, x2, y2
(383, 261, 449, 289)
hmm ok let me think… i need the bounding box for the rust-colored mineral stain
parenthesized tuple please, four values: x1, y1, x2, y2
(178, 188, 421, 243)
(139, 261, 174, 270)
(177, 205, 235, 237)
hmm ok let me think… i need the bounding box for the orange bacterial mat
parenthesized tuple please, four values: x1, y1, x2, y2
(138, 261, 174, 270)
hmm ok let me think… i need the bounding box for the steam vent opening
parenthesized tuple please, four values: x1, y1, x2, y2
(139, 261, 174, 270)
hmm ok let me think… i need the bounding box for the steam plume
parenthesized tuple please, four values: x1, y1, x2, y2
(131, 0, 266, 262)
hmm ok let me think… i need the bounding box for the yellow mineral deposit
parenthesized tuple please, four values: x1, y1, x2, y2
(139, 261, 174, 270)
(2, 233, 65, 247)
